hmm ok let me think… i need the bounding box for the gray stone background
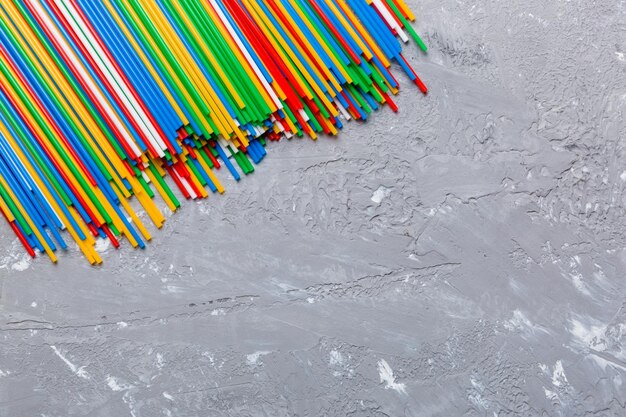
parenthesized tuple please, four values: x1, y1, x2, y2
(1, 0, 626, 416)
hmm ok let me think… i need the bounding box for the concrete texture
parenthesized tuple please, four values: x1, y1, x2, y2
(1, 0, 626, 415)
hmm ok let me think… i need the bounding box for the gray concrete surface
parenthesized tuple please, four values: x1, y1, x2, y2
(1, 0, 626, 416)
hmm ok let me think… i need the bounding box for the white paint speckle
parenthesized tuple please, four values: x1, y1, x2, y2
(468, 375, 490, 409)
(117, 321, 128, 329)
(377, 359, 406, 395)
(162, 392, 174, 401)
(202, 352, 215, 366)
(156, 353, 165, 369)
(106, 376, 133, 392)
(11, 257, 32, 271)
(50, 346, 89, 380)
(551, 360, 568, 387)
(0, 242, 32, 271)
(569, 318, 607, 351)
(329, 350, 344, 366)
(30, 301, 37, 308)
(505, 310, 539, 335)
(568, 273, 590, 295)
(306, 297, 315, 304)
(544, 387, 558, 400)
(211, 308, 225, 316)
(470, 376, 484, 390)
(616, 52, 625, 62)
(94, 238, 111, 254)
(468, 389, 489, 409)
(371, 186, 391, 204)
(164, 285, 185, 294)
(246, 351, 270, 366)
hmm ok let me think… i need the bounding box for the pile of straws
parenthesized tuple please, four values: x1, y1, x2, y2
(0, 0, 427, 264)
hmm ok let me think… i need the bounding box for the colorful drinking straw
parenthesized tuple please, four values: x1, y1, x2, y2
(0, 0, 427, 264)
